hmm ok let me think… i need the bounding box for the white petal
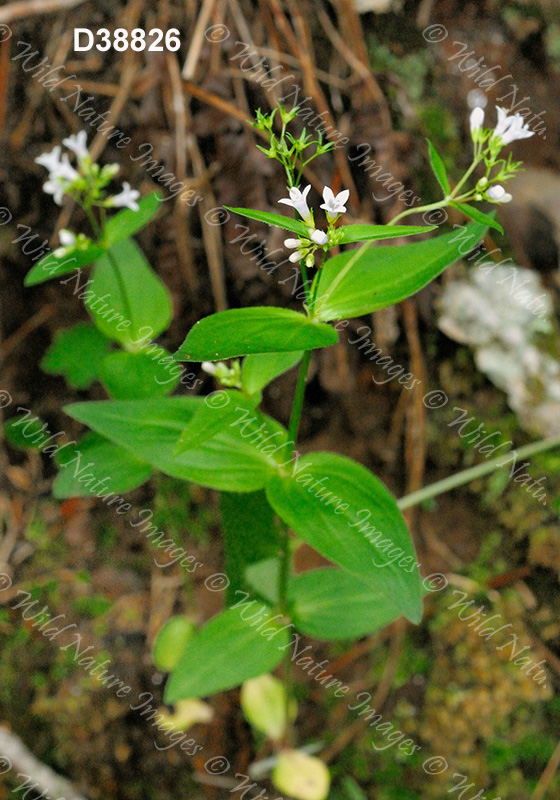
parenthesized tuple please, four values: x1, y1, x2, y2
(289, 250, 304, 262)
(284, 238, 301, 249)
(322, 186, 335, 204)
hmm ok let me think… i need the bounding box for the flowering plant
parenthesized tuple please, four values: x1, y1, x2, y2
(21, 105, 538, 798)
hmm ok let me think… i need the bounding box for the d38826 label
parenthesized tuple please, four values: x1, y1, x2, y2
(74, 28, 181, 52)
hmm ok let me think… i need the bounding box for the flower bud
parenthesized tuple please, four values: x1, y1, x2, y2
(240, 674, 296, 741)
(470, 107, 485, 133)
(272, 750, 330, 800)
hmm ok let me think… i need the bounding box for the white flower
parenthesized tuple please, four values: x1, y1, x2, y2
(470, 107, 484, 133)
(59, 229, 76, 247)
(109, 182, 140, 211)
(320, 186, 349, 219)
(62, 130, 88, 161)
(487, 184, 512, 203)
(35, 146, 63, 174)
(284, 238, 302, 249)
(493, 106, 534, 145)
(43, 179, 66, 205)
(310, 229, 328, 246)
(289, 250, 305, 263)
(56, 154, 79, 182)
(278, 185, 312, 222)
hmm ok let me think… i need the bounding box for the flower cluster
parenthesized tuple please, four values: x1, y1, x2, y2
(35, 130, 140, 212)
(201, 359, 242, 388)
(468, 105, 534, 205)
(279, 185, 348, 267)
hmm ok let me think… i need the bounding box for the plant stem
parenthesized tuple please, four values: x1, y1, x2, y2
(277, 349, 312, 746)
(398, 435, 560, 510)
(85, 205, 134, 333)
(287, 351, 312, 458)
(388, 200, 445, 226)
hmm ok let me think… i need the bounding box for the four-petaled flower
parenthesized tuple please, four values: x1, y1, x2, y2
(109, 181, 141, 212)
(62, 131, 89, 161)
(37, 147, 80, 205)
(320, 186, 349, 220)
(493, 106, 534, 145)
(278, 185, 312, 223)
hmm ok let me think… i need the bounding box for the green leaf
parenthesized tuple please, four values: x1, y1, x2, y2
(105, 192, 161, 245)
(174, 391, 260, 454)
(175, 308, 337, 361)
(242, 351, 303, 395)
(53, 432, 154, 499)
(64, 397, 284, 492)
(266, 452, 423, 623)
(153, 616, 196, 672)
(220, 493, 280, 605)
(164, 605, 289, 701)
(449, 202, 503, 234)
(86, 239, 172, 346)
(4, 415, 48, 451)
(335, 224, 435, 245)
(427, 139, 450, 196)
(225, 207, 309, 236)
(99, 349, 180, 400)
(290, 568, 402, 641)
(313, 221, 487, 321)
(25, 243, 106, 286)
(41, 322, 112, 389)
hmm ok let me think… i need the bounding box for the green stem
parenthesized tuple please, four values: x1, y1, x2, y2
(388, 154, 485, 226)
(286, 351, 312, 458)
(398, 435, 560, 510)
(388, 200, 445, 226)
(277, 349, 312, 747)
(85, 205, 134, 332)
